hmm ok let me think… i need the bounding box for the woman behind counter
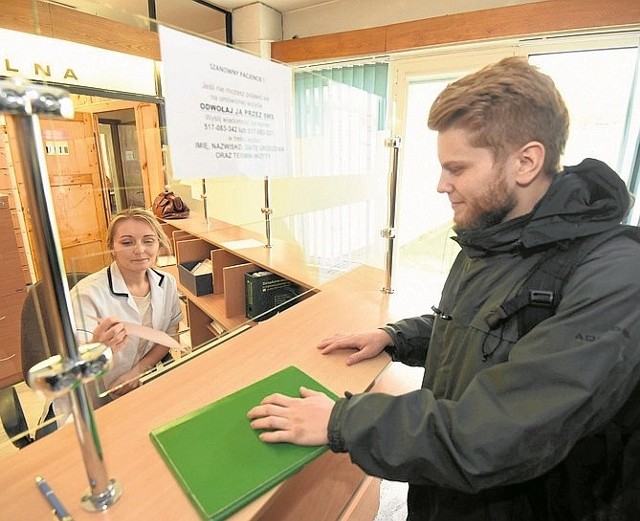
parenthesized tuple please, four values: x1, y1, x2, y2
(71, 208, 183, 402)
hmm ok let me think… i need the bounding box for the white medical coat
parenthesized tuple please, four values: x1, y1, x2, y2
(70, 262, 183, 390)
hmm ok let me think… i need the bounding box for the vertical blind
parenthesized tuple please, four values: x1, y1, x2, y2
(294, 62, 389, 137)
(293, 62, 389, 178)
(289, 62, 390, 270)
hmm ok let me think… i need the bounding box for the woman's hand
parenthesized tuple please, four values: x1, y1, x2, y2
(108, 368, 141, 397)
(317, 329, 393, 366)
(92, 317, 128, 352)
(247, 387, 334, 446)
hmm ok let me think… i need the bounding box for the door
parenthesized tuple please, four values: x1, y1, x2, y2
(135, 102, 165, 208)
(98, 110, 146, 212)
(96, 102, 165, 213)
(389, 48, 515, 299)
(38, 112, 110, 273)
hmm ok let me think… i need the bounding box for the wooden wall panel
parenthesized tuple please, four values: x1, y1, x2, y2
(61, 241, 110, 273)
(385, 0, 640, 53)
(52, 184, 102, 245)
(0, 0, 54, 37)
(3, 0, 638, 66)
(273, 26, 387, 64)
(0, 0, 160, 60)
(48, 4, 160, 61)
(272, 0, 640, 64)
(0, 121, 33, 286)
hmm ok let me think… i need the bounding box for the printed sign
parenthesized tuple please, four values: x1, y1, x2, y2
(158, 26, 293, 179)
(0, 28, 156, 95)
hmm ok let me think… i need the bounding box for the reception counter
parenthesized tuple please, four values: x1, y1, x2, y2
(0, 264, 419, 520)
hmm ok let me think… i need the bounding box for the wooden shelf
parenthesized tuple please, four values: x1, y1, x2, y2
(160, 217, 316, 351)
(182, 284, 249, 331)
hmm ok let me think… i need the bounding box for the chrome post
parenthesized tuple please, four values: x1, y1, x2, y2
(201, 178, 210, 228)
(381, 136, 401, 294)
(261, 175, 273, 248)
(0, 78, 122, 511)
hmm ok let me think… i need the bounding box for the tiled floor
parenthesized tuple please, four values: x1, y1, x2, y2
(376, 480, 409, 520)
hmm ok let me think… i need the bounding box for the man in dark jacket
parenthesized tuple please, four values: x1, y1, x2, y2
(248, 57, 640, 520)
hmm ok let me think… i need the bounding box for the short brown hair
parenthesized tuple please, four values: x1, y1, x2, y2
(428, 57, 569, 175)
(107, 208, 171, 254)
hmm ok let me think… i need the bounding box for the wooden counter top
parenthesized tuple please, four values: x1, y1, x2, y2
(0, 265, 408, 521)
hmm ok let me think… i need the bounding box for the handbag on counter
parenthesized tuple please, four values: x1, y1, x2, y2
(152, 190, 190, 219)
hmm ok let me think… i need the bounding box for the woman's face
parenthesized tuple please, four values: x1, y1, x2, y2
(111, 218, 160, 273)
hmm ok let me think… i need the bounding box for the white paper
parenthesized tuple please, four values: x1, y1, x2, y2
(124, 322, 188, 352)
(158, 26, 293, 179)
(156, 255, 176, 267)
(192, 258, 212, 276)
(219, 238, 264, 250)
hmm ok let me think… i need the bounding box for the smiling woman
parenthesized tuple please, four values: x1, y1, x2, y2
(44, 208, 185, 422)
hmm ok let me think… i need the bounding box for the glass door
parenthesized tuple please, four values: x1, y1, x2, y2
(388, 34, 640, 303)
(522, 36, 640, 225)
(389, 48, 516, 303)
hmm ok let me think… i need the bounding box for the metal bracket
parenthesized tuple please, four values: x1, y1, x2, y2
(0, 79, 74, 118)
(28, 343, 113, 398)
(384, 136, 402, 149)
(380, 227, 396, 239)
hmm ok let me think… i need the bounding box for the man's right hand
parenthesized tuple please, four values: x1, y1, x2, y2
(317, 329, 393, 366)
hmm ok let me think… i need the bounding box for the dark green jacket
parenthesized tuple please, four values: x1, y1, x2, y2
(328, 159, 640, 520)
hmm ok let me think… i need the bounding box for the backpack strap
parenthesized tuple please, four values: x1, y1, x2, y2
(484, 225, 639, 337)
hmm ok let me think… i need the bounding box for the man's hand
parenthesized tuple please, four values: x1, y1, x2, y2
(247, 387, 335, 446)
(317, 329, 393, 366)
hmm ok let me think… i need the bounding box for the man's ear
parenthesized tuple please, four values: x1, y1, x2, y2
(515, 141, 546, 186)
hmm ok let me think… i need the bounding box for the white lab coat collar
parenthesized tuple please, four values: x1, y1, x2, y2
(107, 262, 167, 330)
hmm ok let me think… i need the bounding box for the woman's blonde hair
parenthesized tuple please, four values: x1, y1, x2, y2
(106, 208, 171, 254)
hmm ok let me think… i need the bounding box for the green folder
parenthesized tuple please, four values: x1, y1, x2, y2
(150, 366, 338, 520)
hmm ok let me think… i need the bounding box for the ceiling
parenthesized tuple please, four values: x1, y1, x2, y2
(193, 0, 332, 11)
(54, 0, 332, 38)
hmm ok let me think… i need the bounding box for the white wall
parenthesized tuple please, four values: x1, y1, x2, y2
(282, 0, 538, 40)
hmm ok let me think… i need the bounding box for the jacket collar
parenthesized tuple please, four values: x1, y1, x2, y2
(453, 158, 631, 257)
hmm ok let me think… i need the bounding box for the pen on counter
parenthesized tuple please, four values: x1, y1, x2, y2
(35, 476, 74, 521)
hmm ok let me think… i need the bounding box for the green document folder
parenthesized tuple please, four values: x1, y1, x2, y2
(150, 366, 338, 520)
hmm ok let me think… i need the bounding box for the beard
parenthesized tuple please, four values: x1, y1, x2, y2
(453, 167, 517, 232)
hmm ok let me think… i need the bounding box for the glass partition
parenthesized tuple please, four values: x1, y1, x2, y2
(4, 0, 637, 464)
(0, 0, 397, 459)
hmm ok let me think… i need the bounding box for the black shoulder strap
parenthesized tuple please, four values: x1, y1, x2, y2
(484, 225, 639, 337)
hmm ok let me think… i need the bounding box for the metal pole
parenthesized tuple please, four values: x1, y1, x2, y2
(201, 177, 210, 226)
(381, 136, 401, 293)
(0, 79, 122, 511)
(262, 175, 273, 248)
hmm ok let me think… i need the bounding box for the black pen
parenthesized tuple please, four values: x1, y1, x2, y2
(35, 476, 74, 521)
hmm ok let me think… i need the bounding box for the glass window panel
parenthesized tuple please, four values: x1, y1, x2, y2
(529, 48, 638, 183)
(290, 63, 391, 270)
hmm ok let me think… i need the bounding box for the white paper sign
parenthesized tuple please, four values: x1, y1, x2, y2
(158, 26, 293, 179)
